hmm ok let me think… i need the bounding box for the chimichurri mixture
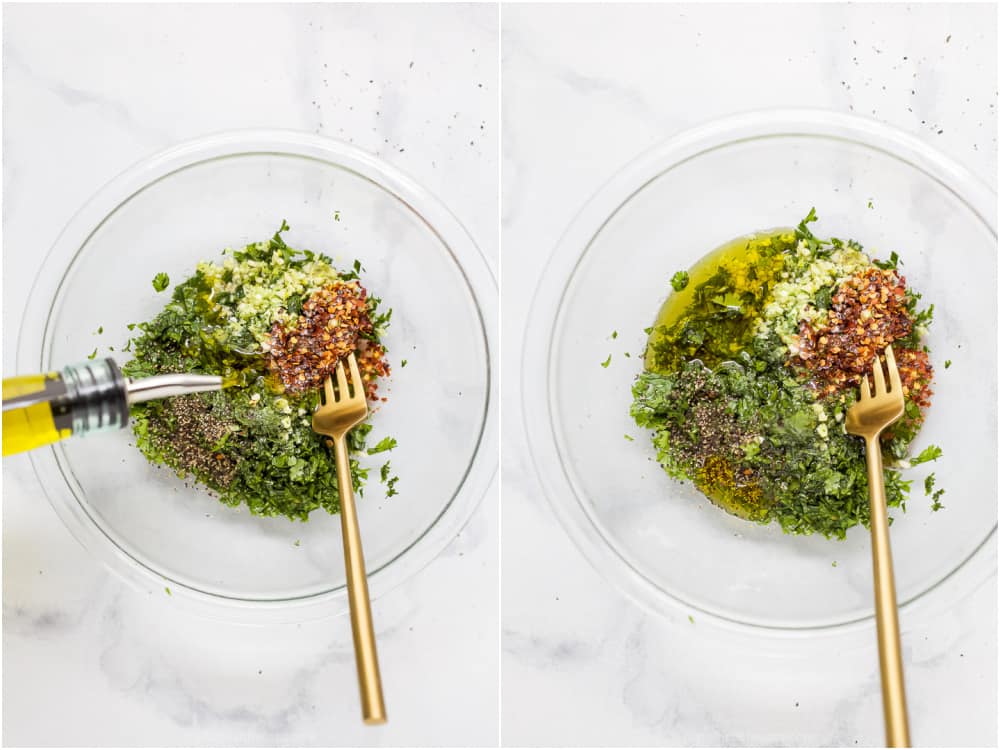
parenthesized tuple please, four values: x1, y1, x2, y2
(123, 223, 397, 520)
(630, 210, 943, 538)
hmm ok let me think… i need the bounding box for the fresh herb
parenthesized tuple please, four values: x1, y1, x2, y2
(931, 488, 945, 511)
(795, 206, 818, 240)
(401, 359, 408, 367)
(367, 436, 398, 455)
(624, 434, 634, 441)
(670, 271, 690, 292)
(164, 586, 172, 596)
(334, 211, 341, 222)
(910, 444, 942, 466)
(601, 354, 612, 368)
(152, 272, 170, 292)
(924, 473, 937, 495)
(87, 348, 98, 360)
(873, 251, 900, 271)
(611, 330, 619, 339)
(944, 359, 952, 369)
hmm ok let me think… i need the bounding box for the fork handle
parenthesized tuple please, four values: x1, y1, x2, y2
(332, 434, 387, 725)
(865, 436, 910, 747)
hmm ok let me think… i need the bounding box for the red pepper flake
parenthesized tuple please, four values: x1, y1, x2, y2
(267, 281, 390, 400)
(792, 267, 933, 407)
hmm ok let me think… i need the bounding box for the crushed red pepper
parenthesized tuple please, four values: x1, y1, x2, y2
(793, 267, 933, 407)
(266, 281, 390, 400)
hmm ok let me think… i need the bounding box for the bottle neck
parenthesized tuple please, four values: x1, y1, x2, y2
(60, 358, 130, 437)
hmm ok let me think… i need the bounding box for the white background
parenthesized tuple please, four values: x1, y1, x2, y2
(3, 4, 498, 746)
(501, 3, 997, 746)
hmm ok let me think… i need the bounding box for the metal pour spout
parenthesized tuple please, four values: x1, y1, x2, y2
(125, 373, 225, 404)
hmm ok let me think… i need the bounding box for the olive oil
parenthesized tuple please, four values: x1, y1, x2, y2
(643, 228, 798, 519)
(644, 229, 796, 374)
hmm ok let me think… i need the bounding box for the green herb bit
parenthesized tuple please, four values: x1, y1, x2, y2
(795, 207, 818, 240)
(944, 360, 952, 369)
(670, 271, 690, 292)
(931, 488, 945, 511)
(611, 330, 618, 339)
(87, 348, 98, 360)
(687, 615, 695, 624)
(624, 434, 634, 442)
(294, 539, 301, 547)
(367, 436, 398, 455)
(152, 272, 170, 292)
(164, 586, 172, 596)
(873, 251, 900, 271)
(94, 326, 103, 335)
(401, 359, 408, 367)
(911, 444, 942, 466)
(924, 473, 936, 495)
(867, 200, 874, 209)
(334, 211, 342, 222)
(601, 354, 611, 368)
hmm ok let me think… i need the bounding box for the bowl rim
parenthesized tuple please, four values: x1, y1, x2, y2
(17, 128, 498, 623)
(521, 107, 998, 636)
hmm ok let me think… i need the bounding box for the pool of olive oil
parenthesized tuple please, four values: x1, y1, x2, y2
(643, 228, 798, 520)
(644, 228, 796, 375)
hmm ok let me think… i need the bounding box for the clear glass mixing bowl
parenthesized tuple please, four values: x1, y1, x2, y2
(18, 130, 497, 622)
(523, 110, 996, 632)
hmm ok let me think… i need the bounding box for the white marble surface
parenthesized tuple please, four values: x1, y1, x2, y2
(501, 3, 997, 747)
(3, 4, 498, 746)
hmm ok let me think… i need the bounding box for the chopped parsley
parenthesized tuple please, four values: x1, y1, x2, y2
(601, 354, 612, 368)
(910, 445, 942, 466)
(944, 359, 952, 369)
(670, 271, 690, 292)
(152, 272, 170, 292)
(873, 251, 900, 271)
(87, 348, 97, 360)
(367, 436, 398, 455)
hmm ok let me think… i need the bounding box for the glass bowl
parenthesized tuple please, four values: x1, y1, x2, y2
(523, 110, 996, 632)
(18, 130, 497, 622)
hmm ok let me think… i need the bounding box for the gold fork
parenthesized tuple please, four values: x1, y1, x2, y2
(845, 344, 910, 747)
(312, 353, 386, 725)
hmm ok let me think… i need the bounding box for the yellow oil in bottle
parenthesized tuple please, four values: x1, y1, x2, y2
(2, 359, 130, 457)
(2, 372, 74, 455)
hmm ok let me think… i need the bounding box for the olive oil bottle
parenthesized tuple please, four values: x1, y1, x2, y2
(2, 358, 224, 457)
